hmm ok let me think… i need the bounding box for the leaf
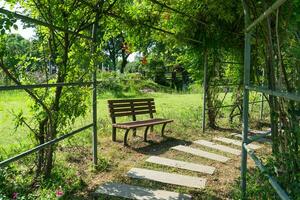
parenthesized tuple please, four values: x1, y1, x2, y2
(13, 24, 18, 30)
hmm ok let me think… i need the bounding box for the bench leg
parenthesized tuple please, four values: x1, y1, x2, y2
(124, 129, 130, 146)
(161, 123, 168, 137)
(112, 127, 117, 142)
(144, 126, 150, 142)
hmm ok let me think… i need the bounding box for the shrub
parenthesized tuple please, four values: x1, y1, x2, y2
(97, 71, 166, 97)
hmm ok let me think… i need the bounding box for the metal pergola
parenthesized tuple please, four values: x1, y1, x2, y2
(0, 1, 297, 199)
(0, 6, 100, 168)
(201, 59, 266, 132)
(0, 0, 203, 171)
(241, 0, 294, 199)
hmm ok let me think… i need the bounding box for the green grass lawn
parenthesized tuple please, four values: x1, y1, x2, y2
(0, 91, 204, 154)
(0, 91, 32, 148)
(0, 90, 267, 153)
(0, 90, 271, 199)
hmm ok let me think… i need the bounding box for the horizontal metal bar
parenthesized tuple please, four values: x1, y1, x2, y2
(0, 82, 94, 91)
(246, 0, 287, 32)
(0, 8, 93, 40)
(208, 83, 241, 87)
(0, 123, 93, 167)
(243, 144, 290, 200)
(205, 101, 263, 110)
(247, 130, 271, 143)
(246, 85, 300, 102)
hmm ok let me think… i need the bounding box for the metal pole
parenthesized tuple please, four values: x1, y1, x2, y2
(247, 130, 271, 143)
(202, 50, 208, 133)
(205, 100, 263, 110)
(241, 0, 251, 198)
(245, 0, 287, 32)
(0, 8, 93, 40)
(260, 93, 264, 120)
(246, 85, 300, 101)
(243, 144, 290, 200)
(0, 124, 93, 167)
(0, 82, 94, 91)
(91, 14, 99, 166)
(260, 69, 265, 120)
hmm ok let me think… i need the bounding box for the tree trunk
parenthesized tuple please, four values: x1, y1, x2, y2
(206, 86, 217, 129)
(206, 53, 217, 129)
(120, 49, 129, 73)
(265, 13, 279, 155)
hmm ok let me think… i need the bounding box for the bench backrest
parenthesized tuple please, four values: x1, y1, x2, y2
(108, 98, 156, 123)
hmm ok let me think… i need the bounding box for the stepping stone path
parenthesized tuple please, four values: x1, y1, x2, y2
(94, 137, 265, 199)
(146, 156, 215, 174)
(127, 168, 206, 189)
(231, 133, 243, 139)
(231, 132, 272, 143)
(171, 145, 230, 162)
(213, 137, 261, 150)
(250, 129, 271, 134)
(94, 183, 191, 200)
(194, 140, 241, 155)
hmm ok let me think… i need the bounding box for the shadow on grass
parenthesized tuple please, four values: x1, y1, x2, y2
(190, 190, 222, 200)
(131, 136, 192, 156)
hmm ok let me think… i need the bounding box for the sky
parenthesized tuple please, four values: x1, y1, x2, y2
(0, 1, 137, 61)
(0, 0, 36, 40)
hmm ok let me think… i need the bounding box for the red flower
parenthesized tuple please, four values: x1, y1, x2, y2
(55, 186, 64, 198)
(12, 192, 18, 199)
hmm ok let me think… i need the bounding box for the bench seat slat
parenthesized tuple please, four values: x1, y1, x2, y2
(108, 101, 154, 108)
(111, 106, 155, 113)
(108, 98, 154, 103)
(112, 110, 156, 117)
(113, 118, 173, 129)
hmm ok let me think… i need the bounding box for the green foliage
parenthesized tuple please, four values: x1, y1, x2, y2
(0, 12, 17, 35)
(145, 59, 168, 86)
(0, 0, 299, 199)
(97, 71, 165, 97)
(0, 34, 32, 84)
(0, 164, 86, 200)
(231, 168, 278, 199)
(231, 155, 300, 199)
(92, 156, 110, 173)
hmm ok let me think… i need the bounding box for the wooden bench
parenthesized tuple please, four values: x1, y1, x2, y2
(108, 98, 173, 146)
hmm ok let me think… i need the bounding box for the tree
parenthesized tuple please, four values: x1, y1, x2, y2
(0, 0, 102, 178)
(0, 34, 32, 84)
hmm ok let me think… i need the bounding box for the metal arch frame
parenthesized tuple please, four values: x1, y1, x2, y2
(241, 0, 292, 199)
(0, 7, 100, 167)
(0, 8, 93, 40)
(201, 59, 266, 132)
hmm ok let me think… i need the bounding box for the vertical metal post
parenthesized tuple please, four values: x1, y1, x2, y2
(202, 50, 208, 133)
(260, 70, 264, 120)
(241, 0, 251, 198)
(91, 14, 99, 166)
(260, 93, 264, 120)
